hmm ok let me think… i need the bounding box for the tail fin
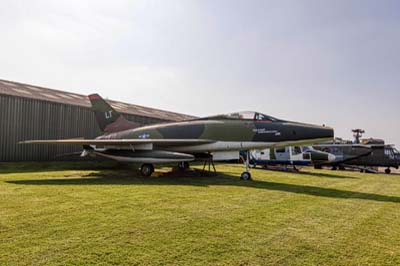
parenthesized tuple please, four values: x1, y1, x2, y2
(88, 94, 139, 133)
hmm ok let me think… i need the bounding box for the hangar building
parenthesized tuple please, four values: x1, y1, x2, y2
(0, 79, 194, 162)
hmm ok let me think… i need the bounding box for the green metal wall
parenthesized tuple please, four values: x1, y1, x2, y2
(0, 94, 167, 162)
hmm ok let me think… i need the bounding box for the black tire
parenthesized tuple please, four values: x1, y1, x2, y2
(141, 164, 154, 177)
(331, 166, 337, 171)
(240, 172, 252, 181)
(314, 165, 322, 170)
(178, 161, 190, 170)
(385, 168, 391, 174)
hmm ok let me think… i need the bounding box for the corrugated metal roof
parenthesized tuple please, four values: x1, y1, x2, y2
(0, 79, 195, 121)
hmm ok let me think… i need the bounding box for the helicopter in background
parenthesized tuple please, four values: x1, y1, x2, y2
(314, 129, 400, 174)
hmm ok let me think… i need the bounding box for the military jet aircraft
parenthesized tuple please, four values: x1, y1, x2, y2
(20, 94, 334, 180)
(248, 146, 336, 170)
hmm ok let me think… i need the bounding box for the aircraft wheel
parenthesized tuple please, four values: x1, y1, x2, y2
(240, 172, 252, 181)
(140, 164, 154, 177)
(178, 161, 190, 170)
(331, 166, 337, 171)
(360, 169, 364, 173)
(385, 168, 391, 174)
(314, 165, 322, 169)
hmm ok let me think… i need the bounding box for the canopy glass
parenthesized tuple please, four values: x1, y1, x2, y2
(203, 111, 279, 121)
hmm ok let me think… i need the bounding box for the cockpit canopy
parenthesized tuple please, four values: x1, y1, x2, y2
(384, 146, 400, 158)
(202, 111, 280, 122)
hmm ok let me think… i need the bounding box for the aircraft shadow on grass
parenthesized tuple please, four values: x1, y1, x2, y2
(0, 161, 125, 174)
(294, 171, 358, 179)
(7, 169, 400, 203)
(252, 168, 353, 179)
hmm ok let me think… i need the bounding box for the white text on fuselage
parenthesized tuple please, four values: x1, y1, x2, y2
(139, 133, 150, 139)
(252, 129, 281, 136)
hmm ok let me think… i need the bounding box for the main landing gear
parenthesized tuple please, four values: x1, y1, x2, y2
(385, 168, 391, 174)
(241, 151, 252, 181)
(178, 161, 190, 171)
(140, 163, 154, 177)
(139, 153, 255, 180)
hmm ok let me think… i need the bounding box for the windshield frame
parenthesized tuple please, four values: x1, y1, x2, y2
(200, 111, 280, 122)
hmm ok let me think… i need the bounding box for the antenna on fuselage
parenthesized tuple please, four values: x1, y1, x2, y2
(352, 129, 365, 144)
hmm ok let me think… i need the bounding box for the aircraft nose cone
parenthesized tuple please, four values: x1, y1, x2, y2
(319, 125, 334, 139)
(298, 124, 334, 140)
(328, 153, 336, 162)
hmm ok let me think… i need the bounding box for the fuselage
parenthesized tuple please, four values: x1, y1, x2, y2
(315, 144, 400, 168)
(349, 146, 399, 168)
(95, 118, 334, 154)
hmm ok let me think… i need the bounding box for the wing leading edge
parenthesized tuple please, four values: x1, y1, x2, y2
(19, 139, 215, 146)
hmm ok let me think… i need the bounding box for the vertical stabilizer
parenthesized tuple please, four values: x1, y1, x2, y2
(88, 94, 139, 133)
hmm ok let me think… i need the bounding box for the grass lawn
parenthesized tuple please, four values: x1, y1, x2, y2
(1, 162, 400, 266)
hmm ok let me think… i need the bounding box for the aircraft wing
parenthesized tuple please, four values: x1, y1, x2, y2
(19, 139, 215, 146)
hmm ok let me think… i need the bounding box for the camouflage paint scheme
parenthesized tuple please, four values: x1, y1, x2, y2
(100, 119, 332, 144)
(20, 94, 334, 163)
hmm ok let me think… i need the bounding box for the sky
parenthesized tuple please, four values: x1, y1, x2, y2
(0, 0, 399, 145)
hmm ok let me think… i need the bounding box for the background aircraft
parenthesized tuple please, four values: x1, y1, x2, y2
(248, 146, 335, 171)
(314, 130, 400, 174)
(20, 94, 334, 180)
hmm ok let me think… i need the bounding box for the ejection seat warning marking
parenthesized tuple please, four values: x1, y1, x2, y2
(253, 129, 281, 136)
(105, 111, 113, 119)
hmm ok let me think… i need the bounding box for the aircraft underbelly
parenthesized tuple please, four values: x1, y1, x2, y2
(169, 141, 273, 153)
(169, 138, 331, 153)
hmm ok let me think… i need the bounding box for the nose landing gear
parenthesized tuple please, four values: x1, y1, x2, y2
(241, 171, 252, 181)
(241, 151, 252, 181)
